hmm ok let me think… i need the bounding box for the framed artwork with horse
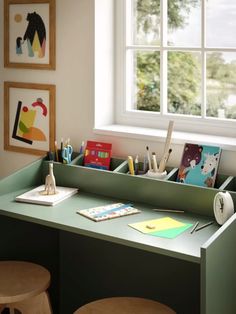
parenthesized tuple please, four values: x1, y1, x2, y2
(4, 81, 56, 155)
(4, 0, 55, 70)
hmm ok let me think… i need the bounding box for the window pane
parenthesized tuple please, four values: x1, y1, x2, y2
(133, 51, 160, 112)
(206, 52, 236, 119)
(168, 0, 201, 47)
(168, 51, 201, 115)
(206, 0, 236, 48)
(132, 0, 160, 45)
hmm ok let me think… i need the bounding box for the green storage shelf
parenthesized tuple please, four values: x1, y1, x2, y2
(39, 157, 236, 217)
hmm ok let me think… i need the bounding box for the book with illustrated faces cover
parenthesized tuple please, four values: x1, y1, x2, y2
(177, 143, 221, 188)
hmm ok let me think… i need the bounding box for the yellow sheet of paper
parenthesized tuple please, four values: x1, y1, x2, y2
(129, 217, 186, 234)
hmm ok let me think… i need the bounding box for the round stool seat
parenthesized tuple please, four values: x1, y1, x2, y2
(0, 261, 50, 304)
(0, 261, 52, 314)
(74, 297, 176, 314)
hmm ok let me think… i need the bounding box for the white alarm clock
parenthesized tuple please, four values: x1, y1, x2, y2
(213, 191, 234, 225)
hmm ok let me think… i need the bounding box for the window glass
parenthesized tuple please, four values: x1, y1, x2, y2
(207, 52, 236, 119)
(168, 51, 201, 115)
(133, 51, 160, 111)
(168, 0, 201, 47)
(206, 0, 236, 48)
(132, 0, 161, 45)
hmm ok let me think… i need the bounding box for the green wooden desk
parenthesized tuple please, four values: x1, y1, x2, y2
(0, 158, 235, 314)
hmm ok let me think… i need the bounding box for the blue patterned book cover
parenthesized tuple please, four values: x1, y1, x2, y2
(177, 143, 221, 188)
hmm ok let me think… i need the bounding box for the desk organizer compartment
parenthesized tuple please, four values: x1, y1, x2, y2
(112, 159, 179, 181)
(218, 175, 236, 203)
(48, 150, 78, 163)
(72, 155, 127, 172)
(215, 174, 232, 189)
(41, 157, 236, 216)
(168, 168, 229, 190)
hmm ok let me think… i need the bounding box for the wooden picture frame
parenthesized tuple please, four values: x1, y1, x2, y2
(4, 81, 56, 155)
(4, 0, 56, 70)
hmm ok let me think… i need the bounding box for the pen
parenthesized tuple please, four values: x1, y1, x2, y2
(146, 146, 152, 171)
(60, 138, 64, 163)
(54, 140, 59, 162)
(153, 209, 185, 213)
(195, 221, 214, 232)
(190, 221, 199, 234)
(128, 156, 135, 175)
(79, 141, 85, 155)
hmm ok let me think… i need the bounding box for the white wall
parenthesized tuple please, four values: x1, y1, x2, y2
(0, 0, 96, 177)
(1, 0, 236, 179)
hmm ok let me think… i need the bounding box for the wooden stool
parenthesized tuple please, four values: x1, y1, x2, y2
(0, 261, 52, 314)
(74, 297, 176, 314)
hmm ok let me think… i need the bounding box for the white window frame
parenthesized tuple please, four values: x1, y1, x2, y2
(93, 0, 236, 150)
(115, 0, 236, 138)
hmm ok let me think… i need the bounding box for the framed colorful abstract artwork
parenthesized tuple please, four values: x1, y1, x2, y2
(4, 0, 55, 69)
(4, 82, 56, 155)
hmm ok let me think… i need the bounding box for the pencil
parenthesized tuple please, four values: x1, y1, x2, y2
(54, 140, 59, 162)
(190, 221, 199, 234)
(153, 209, 185, 213)
(146, 146, 152, 171)
(134, 155, 139, 175)
(128, 156, 135, 175)
(195, 221, 214, 232)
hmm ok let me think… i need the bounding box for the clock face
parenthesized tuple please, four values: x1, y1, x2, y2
(214, 192, 234, 225)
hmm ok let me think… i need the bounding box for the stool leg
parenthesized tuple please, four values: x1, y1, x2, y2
(7, 291, 52, 314)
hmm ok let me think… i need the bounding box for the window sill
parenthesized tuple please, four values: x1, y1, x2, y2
(94, 124, 236, 151)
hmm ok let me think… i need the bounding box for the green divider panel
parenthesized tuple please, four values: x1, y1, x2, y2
(201, 214, 236, 314)
(0, 158, 43, 196)
(41, 161, 219, 216)
(3, 158, 235, 217)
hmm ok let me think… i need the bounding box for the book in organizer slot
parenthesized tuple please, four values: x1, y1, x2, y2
(176, 143, 221, 188)
(84, 141, 112, 170)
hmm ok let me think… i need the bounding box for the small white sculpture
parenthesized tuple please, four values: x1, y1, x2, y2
(45, 162, 56, 195)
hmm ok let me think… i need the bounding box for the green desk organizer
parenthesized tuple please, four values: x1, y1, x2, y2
(39, 155, 236, 217)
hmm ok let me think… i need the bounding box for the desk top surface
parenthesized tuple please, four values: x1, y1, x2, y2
(0, 187, 219, 263)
